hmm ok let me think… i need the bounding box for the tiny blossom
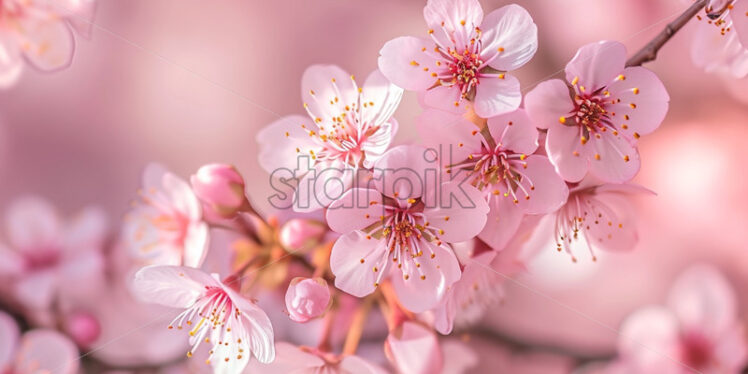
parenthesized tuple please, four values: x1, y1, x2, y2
(248, 342, 387, 374)
(378, 0, 537, 117)
(0, 0, 96, 87)
(133, 265, 275, 373)
(278, 218, 327, 252)
(284, 277, 331, 323)
(616, 265, 747, 373)
(418, 107, 568, 250)
(257, 65, 402, 212)
(326, 145, 489, 313)
(0, 311, 80, 374)
(190, 164, 247, 219)
(124, 163, 209, 268)
(525, 40, 670, 183)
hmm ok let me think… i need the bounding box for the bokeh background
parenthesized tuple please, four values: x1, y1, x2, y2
(1, 0, 747, 371)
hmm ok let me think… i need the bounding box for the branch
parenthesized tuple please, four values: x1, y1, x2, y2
(626, 0, 707, 67)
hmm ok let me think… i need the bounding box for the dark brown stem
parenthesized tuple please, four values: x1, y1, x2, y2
(626, 0, 707, 67)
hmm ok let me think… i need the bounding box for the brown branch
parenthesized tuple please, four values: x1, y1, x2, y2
(626, 0, 707, 67)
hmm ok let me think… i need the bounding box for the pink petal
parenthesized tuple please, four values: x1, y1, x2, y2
(132, 265, 216, 308)
(472, 74, 521, 117)
(617, 307, 680, 372)
(378, 36, 440, 91)
(391, 241, 460, 313)
(59, 250, 104, 290)
(606, 66, 670, 136)
(524, 79, 575, 130)
(182, 221, 209, 268)
(545, 123, 589, 182)
(479, 195, 523, 250)
(19, 18, 75, 72)
(256, 115, 319, 173)
(386, 321, 443, 374)
(340, 355, 389, 374)
(360, 69, 403, 127)
(586, 131, 640, 183)
(422, 182, 489, 243)
(690, 19, 748, 77)
(667, 264, 737, 337)
(326, 188, 385, 234)
(514, 155, 569, 215)
(294, 160, 354, 212)
(372, 145, 437, 200)
(480, 4, 538, 71)
(417, 107, 480, 165)
(5, 196, 61, 252)
(330, 231, 388, 298)
(361, 118, 398, 169)
(62, 207, 107, 253)
(579, 191, 639, 252)
(730, 1, 748, 49)
(14, 330, 79, 374)
(301, 65, 358, 124)
(487, 109, 539, 155)
(423, 0, 483, 47)
(0, 244, 23, 277)
(14, 270, 57, 309)
(0, 37, 23, 88)
(285, 277, 331, 323)
(0, 311, 20, 370)
(223, 286, 276, 364)
(565, 41, 626, 92)
(163, 172, 202, 220)
(422, 84, 464, 112)
(440, 340, 479, 374)
(248, 342, 325, 373)
(56, 0, 97, 38)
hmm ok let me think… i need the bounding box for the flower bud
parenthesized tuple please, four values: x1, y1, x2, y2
(65, 312, 101, 347)
(190, 164, 246, 218)
(279, 219, 326, 251)
(285, 277, 331, 323)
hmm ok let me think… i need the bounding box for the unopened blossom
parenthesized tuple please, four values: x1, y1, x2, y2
(419, 108, 568, 250)
(191, 164, 247, 219)
(133, 265, 275, 373)
(284, 277, 331, 323)
(257, 65, 402, 212)
(0, 196, 107, 309)
(278, 218, 327, 252)
(378, 0, 537, 117)
(124, 163, 209, 268)
(0, 311, 80, 374)
(247, 342, 387, 374)
(0, 0, 96, 87)
(326, 145, 489, 313)
(525, 40, 670, 183)
(616, 265, 747, 373)
(64, 311, 101, 348)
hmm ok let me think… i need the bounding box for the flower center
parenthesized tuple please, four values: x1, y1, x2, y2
(23, 247, 61, 272)
(447, 48, 484, 98)
(702, 0, 736, 35)
(447, 145, 533, 204)
(681, 332, 713, 370)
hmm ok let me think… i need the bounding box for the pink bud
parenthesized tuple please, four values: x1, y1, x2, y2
(285, 277, 331, 323)
(190, 164, 246, 218)
(65, 312, 101, 347)
(279, 219, 326, 251)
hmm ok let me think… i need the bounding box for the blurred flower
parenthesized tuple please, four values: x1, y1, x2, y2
(0, 310, 80, 374)
(0, 196, 107, 310)
(418, 108, 568, 250)
(326, 146, 489, 313)
(378, 0, 537, 117)
(525, 40, 670, 183)
(133, 265, 275, 373)
(278, 218, 326, 252)
(190, 164, 247, 220)
(0, 0, 96, 87)
(614, 264, 747, 373)
(123, 163, 209, 268)
(385, 321, 443, 374)
(248, 342, 387, 373)
(257, 65, 402, 212)
(64, 311, 101, 348)
(284, 277, 331, 323)
(688, 0, 748, 76)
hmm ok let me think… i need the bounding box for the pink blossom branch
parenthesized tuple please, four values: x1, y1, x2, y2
(626, 0, 707, 67)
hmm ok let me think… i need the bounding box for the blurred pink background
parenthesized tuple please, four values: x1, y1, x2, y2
(2, 0, 747, 368)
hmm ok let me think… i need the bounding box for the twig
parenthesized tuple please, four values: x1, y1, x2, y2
(626, 0, 707, 67)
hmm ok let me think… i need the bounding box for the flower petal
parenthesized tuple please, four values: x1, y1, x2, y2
(472, 74, 521, 117)
(0, 311, 20, 370)
(422, 182, 489, 243)
(565, 41, 626, 92)
(341, 355, 389, 374)
(301, 65, 358, 124)
(607, 66, 669, 136)
(360, 69, 403, 126)
(20, 18, 75, 72)
(14, 270, 57, 309)
(487, 109, 539, 155)
(579, 191, 639, 252)
(330, 231, 388, 298)
(618, 307, 680, 373)
(480, 4, 538, 71)
(224, 286, 276, 364)
(479, 195, 524, 251)
(730, 0, 748, 49)
(422, 84, 463, 112)
(326, 188, 385, 234)
(514, 155, 569, 215)
(0, 244, 23, 277)
(524, 79, 575, 130)
(0, 36, 23, 88)
(132, 265, 216, 308)
(392, 241, 460, 313)
(372, 145, 437, 200)
(256, 115, 319, 173)
(386, 321, 443, 374)
(182, 221, 209, 268)
(545, 123, 589, 182)
(293, 160, 354, 212)
(5, 196, 61, 252)
(417, 107, 480, 166)
(14, 330, 79, 374)
(423, 0, 483, 47)
(62, 207, 108, 253)
(586, 131, 640, 183)
(378, 36, 441, 91)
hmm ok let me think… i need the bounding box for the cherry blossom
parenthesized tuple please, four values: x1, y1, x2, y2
(0, 311, 80, 374)
(524, 40, 670, 183)
(133, 265, 275, 373)
(0, 196, 107, 310)
(385, 321, 479, 374)
(257, 65, 402, 212)
(418, 107, 568, 250)
(124, 163, 209, 268)
(284, 277, 331, 323)
(191, 164, 248, 220)
(0, 0, 96, 87)
(326, 145, 489, 313)
(247, 342, 387, 374)
(378, 0, 537, 117)
(615, 265, 747, 373)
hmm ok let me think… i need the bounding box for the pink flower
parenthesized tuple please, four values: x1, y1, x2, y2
(0, 311, 80, 374)
(278, 218, 327, 251)
(524, 41, 670, 183)
(385, 321, 443, 374)
(284, 277, 331, 323)
(124, 163, 209, 268)
(326, 145, 489, 313)
(0, 0, 96, 87)
(0, 196, 107, 310)
(64, 311, 101, 348)
(418, 107, 568, 250)
(248, 342, 387, 374)
(690, 1, 748, 78)
(533, 183, 652, 262)
(190, 164, 247, 219)
(378, 0, 537, 117)
(133, 265, 275, 373)
(257, 65, 402, 212)
(616, 265, 747, 373)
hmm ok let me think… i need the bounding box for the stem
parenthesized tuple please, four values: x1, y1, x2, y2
(626, 0, 707, 67)
(317, 306, 336, 352)
(342, 296, 375, 355)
